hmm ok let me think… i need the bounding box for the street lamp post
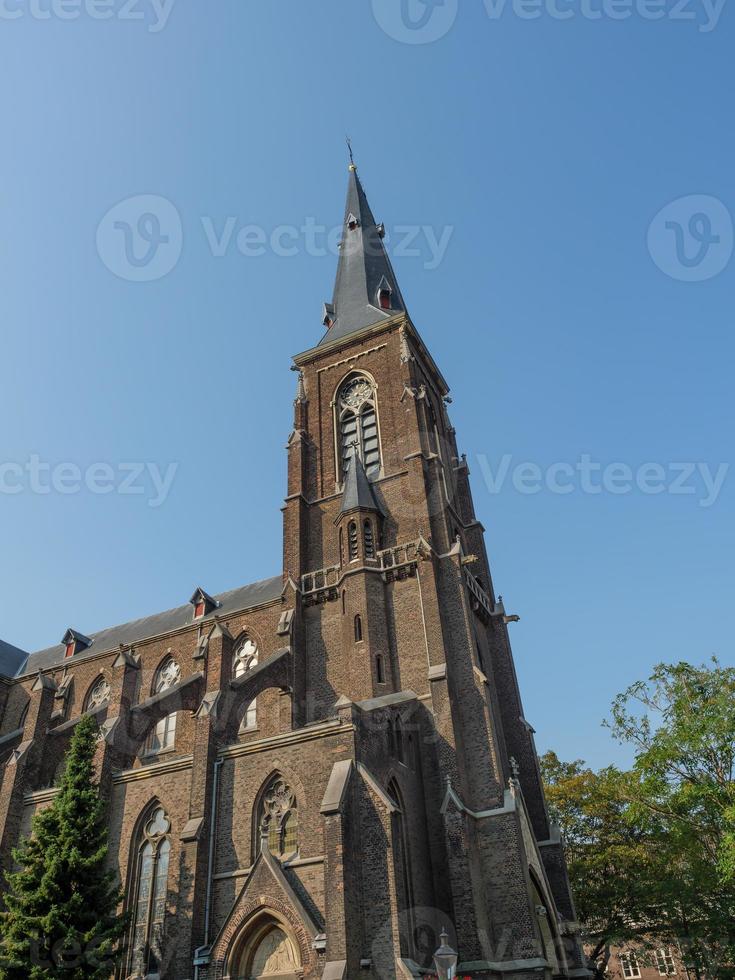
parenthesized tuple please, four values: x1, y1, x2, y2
(433, 929, 458, 980)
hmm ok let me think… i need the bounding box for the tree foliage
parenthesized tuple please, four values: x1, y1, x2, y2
(542, 658, 735, 979)
(0, 714, 127, 978)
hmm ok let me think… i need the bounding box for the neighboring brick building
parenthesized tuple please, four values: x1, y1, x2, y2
(0, 163, 589, 980)
(586, 943, 687, 980)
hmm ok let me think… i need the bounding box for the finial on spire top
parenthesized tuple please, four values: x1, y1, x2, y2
(346, 136, 356, 172)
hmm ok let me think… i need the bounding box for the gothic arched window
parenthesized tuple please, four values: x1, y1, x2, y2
(146, 657, 180, 756)
(233, 636, 259, 679)
(128, 806, 171, 978)
(388, 781, 416, 959)
(84, 676, 110, 713)
(258, 776, 298, 860)
(336, 374, 381, 478)
(354, 614, 363, 643)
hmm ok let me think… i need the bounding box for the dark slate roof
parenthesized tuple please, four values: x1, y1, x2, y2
(339, 448, 385, 516)
(0, 640, 29, 679)
(319, 165, 406, 347)
(15, 575, 283, 679)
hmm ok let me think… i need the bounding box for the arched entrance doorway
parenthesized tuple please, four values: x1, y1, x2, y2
(232, 919, 300, 980)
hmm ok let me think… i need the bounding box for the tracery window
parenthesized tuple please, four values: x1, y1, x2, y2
(85, 676, 110, 712)
(154, 656, 181, 693)
(233, 637, 259, 679)
(146, 657, 181, 756)
(128, 806, 171, 978)
(336, 374, 381, 478)
(259, 776, 298, 859)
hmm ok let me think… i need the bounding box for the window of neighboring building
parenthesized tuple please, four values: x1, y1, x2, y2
(620, 952, 642, 979)
(656, 949, 676, 976)
(128, 806, 171, 978)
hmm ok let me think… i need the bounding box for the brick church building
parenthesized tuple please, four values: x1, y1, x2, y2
(0, 164, 589, 980)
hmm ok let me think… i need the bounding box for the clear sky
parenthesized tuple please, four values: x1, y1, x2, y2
(0, 0, 732, 770)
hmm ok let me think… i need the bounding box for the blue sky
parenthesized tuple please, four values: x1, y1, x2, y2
(0, 0, 732, 769)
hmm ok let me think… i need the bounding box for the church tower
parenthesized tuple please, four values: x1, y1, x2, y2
(0, 160, 589, 980)
(279, 161, 587, 978)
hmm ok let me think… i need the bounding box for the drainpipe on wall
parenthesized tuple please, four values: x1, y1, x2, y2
(193, 756, 223, 980)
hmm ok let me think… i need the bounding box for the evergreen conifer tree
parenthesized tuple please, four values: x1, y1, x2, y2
(0, 713, 127, 978)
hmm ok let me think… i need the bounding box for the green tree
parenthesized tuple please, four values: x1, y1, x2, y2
(540, 752, 659, 977)
(608, 658, 735, 977)
(0, 714, 127, 978)
(543, 658, 735, 979)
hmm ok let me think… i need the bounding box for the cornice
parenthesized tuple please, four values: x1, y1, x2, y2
(112, 753, 193, 784)
(218, 719, 351, 760)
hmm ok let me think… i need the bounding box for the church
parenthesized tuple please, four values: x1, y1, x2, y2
(0, 163, 589, 980)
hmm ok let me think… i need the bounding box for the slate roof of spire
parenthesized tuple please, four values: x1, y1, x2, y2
(319, 165, 406, 347)
(5, 575, 282, 679)
(339, 447, 385, 516)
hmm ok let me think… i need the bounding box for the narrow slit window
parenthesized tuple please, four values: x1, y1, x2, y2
(354, 614, 363, 643)
(376, 655, 385, 684)
(364, 520, 375, 558)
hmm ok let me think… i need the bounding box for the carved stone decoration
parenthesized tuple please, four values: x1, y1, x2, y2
(262, 779, 295, 827)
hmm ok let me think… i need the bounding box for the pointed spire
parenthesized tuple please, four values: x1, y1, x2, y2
(320, 162, 406, 346)
(295, 370, 306, 403)
(339, 446, 385, 516)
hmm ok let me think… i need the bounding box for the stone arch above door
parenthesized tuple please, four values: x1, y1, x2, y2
(214, 899, 315, 980)
(236, 917, 300, 979)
